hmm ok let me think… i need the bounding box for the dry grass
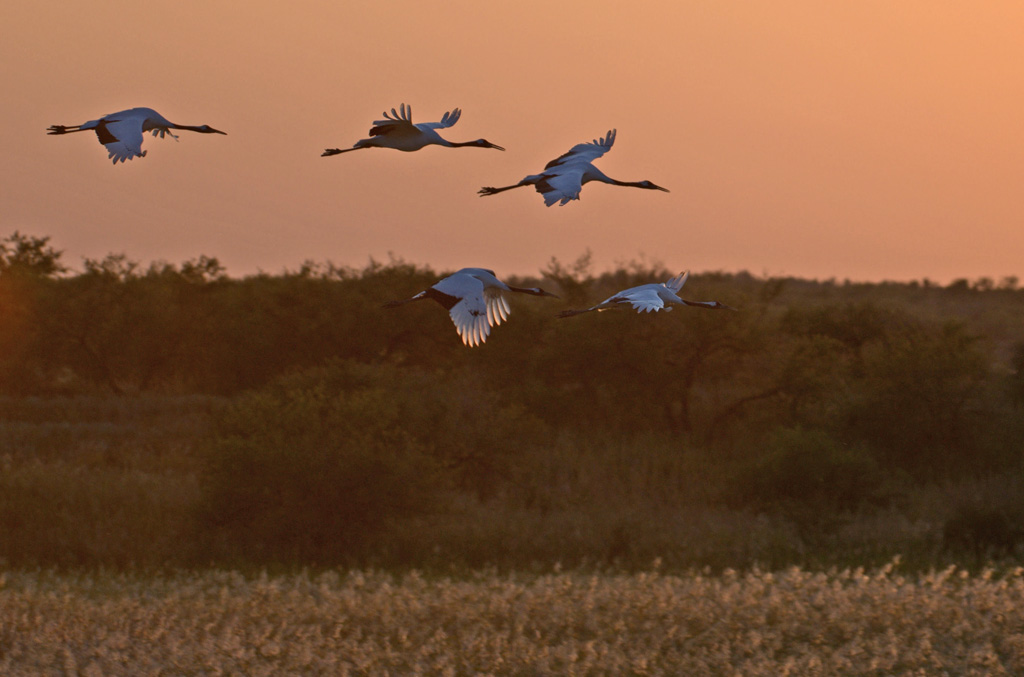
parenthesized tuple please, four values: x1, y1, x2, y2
(3, 561, 1024, 675)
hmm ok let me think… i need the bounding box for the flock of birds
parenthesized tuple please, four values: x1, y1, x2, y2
(47, 105, 734, 347)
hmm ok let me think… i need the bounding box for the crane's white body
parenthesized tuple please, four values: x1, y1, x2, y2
(479, 129, 668, 206)
(322, 104, 504, 156)
(47, 107, 225, 163)
(559, 272, 734, 317)
(385, 267, 556, 347)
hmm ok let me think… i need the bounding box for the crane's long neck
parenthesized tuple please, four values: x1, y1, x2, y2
(164, 122, 226, 135)
(583, 168, 646, 189)
(608, 178, 649, 188)
(682, 300, 731, 310)
(507, 285, 554, 297)
(170, 124, 207, 133)
(447, 139, 503, 150)
(447, 139, 497, 149)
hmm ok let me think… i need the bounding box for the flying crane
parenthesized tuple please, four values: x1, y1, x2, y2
(479, 129, 668, 206)
(322, 104, 504, 156)
(558, 271, 734, 317)
(385, 268, 558, 347)
(47, 107, 226, 163)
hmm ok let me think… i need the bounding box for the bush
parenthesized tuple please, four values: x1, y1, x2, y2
(942, 506, 1022, 564)
(731, 426, 883, 517)
(848, 321, 991, 478)
(196, 362, 445, 564)
(195, 360, 549, 566)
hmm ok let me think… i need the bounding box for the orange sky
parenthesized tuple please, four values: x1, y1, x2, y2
(3, 1, 1023, 283)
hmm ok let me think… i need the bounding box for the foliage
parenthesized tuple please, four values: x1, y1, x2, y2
(0, 393, 1021, 572)
(731, 426, 883, 515)
(196, 361, 548, 565)
(0, 231, 65, 279)
(1, 231, 1024, 570)
(0, 395, 213, 568)
(198, 363, 440, 564)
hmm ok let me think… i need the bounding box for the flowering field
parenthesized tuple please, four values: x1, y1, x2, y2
(2, 563, 1024, 675)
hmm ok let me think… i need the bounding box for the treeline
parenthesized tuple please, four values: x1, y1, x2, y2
(2, 231, 1024, 570)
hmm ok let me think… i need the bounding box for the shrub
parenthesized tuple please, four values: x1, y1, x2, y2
(848, 321, 991, 478)
(195, 360, 549, 566)
(942, 506, 1022, 564)
(196, 362, 446, 564)
(731, 426, 882, 517)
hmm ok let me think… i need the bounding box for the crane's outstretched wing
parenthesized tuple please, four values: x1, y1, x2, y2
(100, 116, 146, 164)
(559, 285, 666, 317)
(417, 108, 461, 130)
(369, 103, 416, 137)
(484, 287, 511, 327)
(543, 129, 616, 170)
(433, 274, 492, 347)
(533, 171, 585, 207)
(662, 271, 689, 294)
(448, 293, 491, 347)
(619, 287, 668, 313)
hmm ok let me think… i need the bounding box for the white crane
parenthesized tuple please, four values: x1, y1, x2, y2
(47, 107, 226, 164)
(322, 104, 505, 156)
(478, 129, 668, 206)
(384, 268, 558, 347)
(558, 271, 734, 318)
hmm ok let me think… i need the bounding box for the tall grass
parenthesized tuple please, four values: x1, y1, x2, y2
(3, 563, 1024, 674)
(0, 395, 221, 568)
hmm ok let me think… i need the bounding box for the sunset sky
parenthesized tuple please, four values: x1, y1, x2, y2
(3, 1, 1022, 283)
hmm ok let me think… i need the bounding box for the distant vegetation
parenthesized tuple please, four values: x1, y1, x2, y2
(1, 230, 1023, 571)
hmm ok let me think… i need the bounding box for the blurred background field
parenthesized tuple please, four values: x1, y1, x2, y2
(1, 231, 1023, 573)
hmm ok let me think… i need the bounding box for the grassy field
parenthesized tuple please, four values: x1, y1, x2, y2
(2, 562, 1023, 675)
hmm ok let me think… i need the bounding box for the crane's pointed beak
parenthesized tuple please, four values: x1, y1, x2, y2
(209, 127, 227, 135)
(489, 143, 505, 151)
(655, 185, 670, 192)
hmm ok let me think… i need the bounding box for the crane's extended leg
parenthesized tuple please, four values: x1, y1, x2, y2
(478, 184, 526, 197)
(557, 307, 598, 318)
(321, 147, 361, 157)
(46, 125, 85, 135)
